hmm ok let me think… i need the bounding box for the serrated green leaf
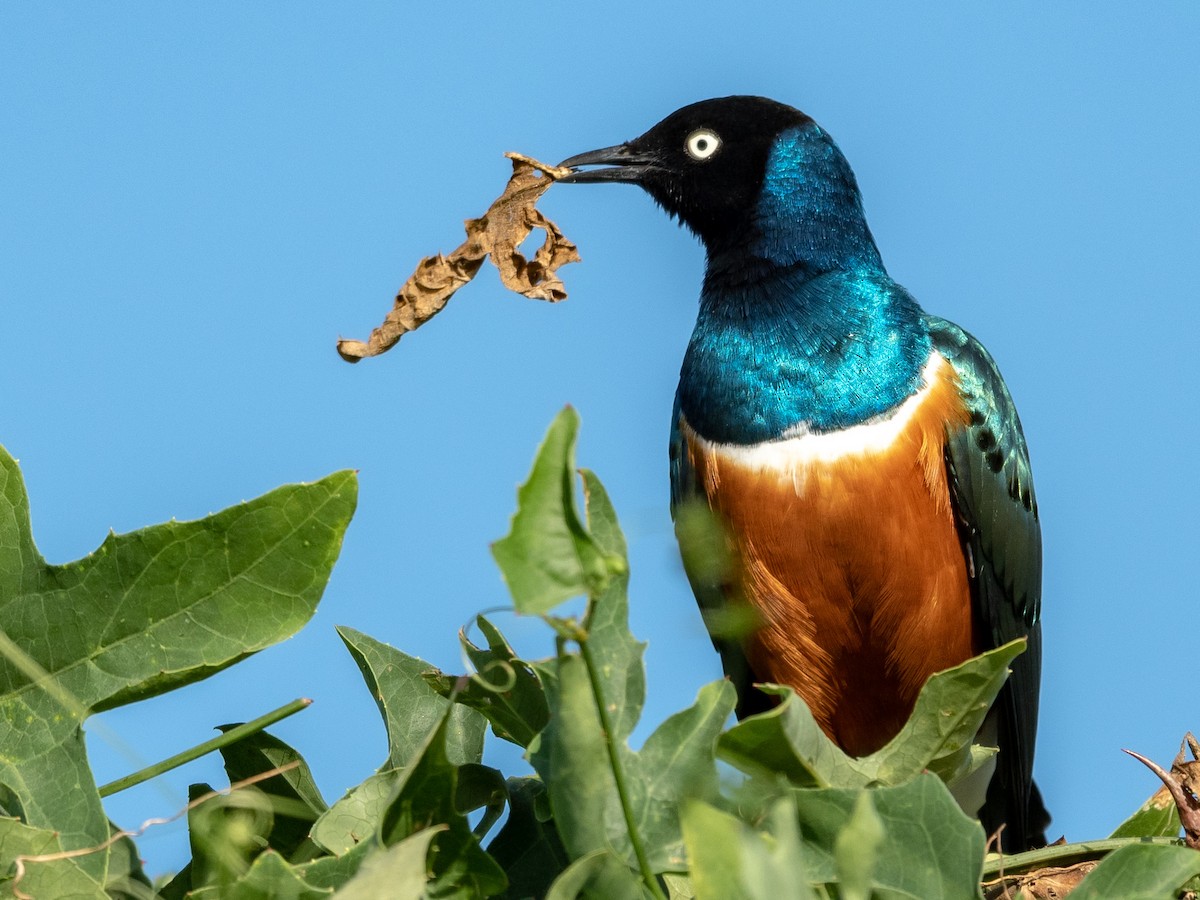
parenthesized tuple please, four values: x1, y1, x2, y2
(791, 776, 985, 899)
(864, 640, 1025, 786)
(1109, 785, 1183, 839)
(0, 446, 354, 875)
(486, 776, 569, 900)
(1070, 842, 1200, 899)
(426, 616, 548, 749)
(378, 705, 506, 899)
(310, 772, 398, 857)
(681, 798, 818, 900)
(315, 631, 495, 888)
(491, 408, 622, 614)
(719, 642, 1024, 795)
(217, 727, 328, 862)
(331, 827, 443, 900)
(336, 627, 485, 770)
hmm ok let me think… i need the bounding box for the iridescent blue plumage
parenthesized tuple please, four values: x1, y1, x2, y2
(560, 95, 1048, 852)
(679, 122, 931, 443)
(679, 267, 931, 443)
(753, 124, 881, 273)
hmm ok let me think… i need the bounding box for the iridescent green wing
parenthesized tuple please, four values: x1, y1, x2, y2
(928, 315, 1046, 850)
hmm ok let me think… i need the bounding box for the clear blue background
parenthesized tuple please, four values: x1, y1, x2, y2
(2, 2, 1197, 877)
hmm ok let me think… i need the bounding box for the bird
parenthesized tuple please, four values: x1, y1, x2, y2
(557, 96, 1048, 852)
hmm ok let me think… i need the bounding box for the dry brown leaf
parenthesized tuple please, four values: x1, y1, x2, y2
(337, 153, 579, 363)
(983, 861, 1097, 899)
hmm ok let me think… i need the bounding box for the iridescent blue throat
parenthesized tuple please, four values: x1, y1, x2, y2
(677, 125, 931, 446)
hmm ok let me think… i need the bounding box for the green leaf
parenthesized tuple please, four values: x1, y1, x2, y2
(491, 408, 623, 614)
(578, 469, 625, 560)
(662, 873, 696, 899)
(671, 499, 736, 597)
(310, 630, 489, 863)
(157, 861, 194, 899)
(454, 763, 507, 840)
(0, 447, 355, 876)
(426, 615, 549, 749)
(1109, 785, 1183, 839)
(864, 640, 1026, 786)
(104, 825, 155, 899)
(791, 776, 985, 899)
(680, 801, 763, 900)
(0, 816, 107, 899)
(833, 792, 884, 900)
(335, 627, 485, 770)
(217, 727, 329, 862)
(523, 460, 735, 880)
(311, 772, 398, 857)
(1070, 842, 1200, 899)
(485, 776, 569, 900)
(634, 681, 738, 870)
(577, 472, 642, 742)
(331, 827, 444, 899)
(378, 705, 507, 899)
(528, 654, 613, 859)
(719, 686, 859, 789)
(578, 589, 644, 746)
(530, 653, 735, 874)
(680, 798, 818, 900)
(719, 642, 1025, 792)
(187, 849, 333, 900)
(544, 849, 650, 900)
(294, 841, 372, 892)
(186, 781, 277, 892)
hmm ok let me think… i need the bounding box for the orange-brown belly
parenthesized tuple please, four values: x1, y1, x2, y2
(682, 356, 974, 755)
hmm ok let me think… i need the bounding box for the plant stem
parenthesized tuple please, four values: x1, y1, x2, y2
(97, 697, 312, 797)
(981, 835, 1181, 878)
(578, 638, 666, 900)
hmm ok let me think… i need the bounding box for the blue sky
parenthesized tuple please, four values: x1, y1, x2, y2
(2, 2, 1197, 877)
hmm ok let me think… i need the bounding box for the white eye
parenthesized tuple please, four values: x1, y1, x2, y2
(685, 128, 721, 161)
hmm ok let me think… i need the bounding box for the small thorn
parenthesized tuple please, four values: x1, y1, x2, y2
(1124, 746, 1200, 849)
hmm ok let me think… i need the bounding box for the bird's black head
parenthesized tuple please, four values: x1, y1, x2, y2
(559, 96, 817, 252)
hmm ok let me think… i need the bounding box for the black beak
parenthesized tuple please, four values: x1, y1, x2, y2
(557, 144, 657, 184)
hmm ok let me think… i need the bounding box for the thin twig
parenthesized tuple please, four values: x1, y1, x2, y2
(981, 836, 1181, 879)
(98, 697, 311, 797)
(13, 761, 301, 898)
